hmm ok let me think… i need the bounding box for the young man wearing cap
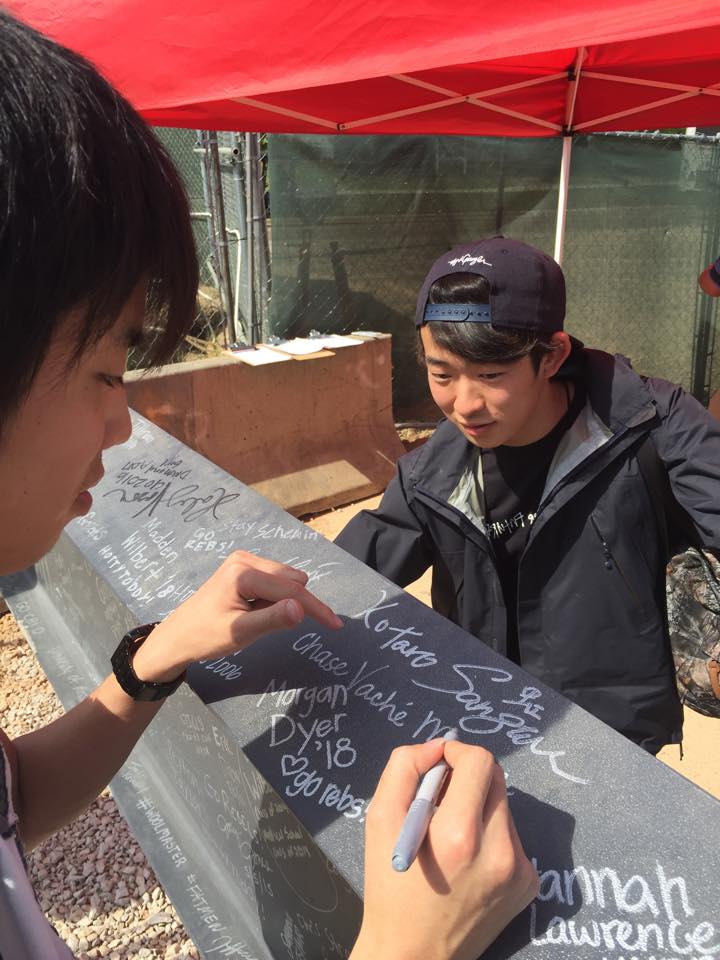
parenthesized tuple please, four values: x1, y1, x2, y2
(337, 237, 720, 754)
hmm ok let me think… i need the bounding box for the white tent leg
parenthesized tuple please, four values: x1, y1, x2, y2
(554, 134, 573, 265)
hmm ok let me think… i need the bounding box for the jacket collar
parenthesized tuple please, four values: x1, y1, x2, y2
(408, 418, 474, 500)
(578, 347, 658, 434)
(407, 347, 659, 521)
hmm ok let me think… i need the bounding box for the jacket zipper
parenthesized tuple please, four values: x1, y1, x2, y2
(590, 515, 643, 608)
(413, 485, 495, 556)
(413, 484, 509, 653)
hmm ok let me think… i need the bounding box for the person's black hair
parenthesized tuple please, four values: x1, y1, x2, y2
(417, 272, 558, 371)
(0, 11, 198, 423)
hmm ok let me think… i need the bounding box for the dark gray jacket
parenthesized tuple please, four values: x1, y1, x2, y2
(336, 349, 720, 753)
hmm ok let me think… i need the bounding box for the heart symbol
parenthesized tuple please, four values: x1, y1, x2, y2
(281, 754, 307, 778)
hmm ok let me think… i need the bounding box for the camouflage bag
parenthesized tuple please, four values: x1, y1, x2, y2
(666, 547, 720, 718)
(638, 437, 720, 719)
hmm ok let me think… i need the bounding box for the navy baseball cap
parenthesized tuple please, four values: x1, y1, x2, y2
(415, 237, 565, 333)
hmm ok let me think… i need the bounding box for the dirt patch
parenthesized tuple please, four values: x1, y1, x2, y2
(397, 425, 436, 452)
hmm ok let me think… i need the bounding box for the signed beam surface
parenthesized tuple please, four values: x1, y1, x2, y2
(2, 413, 719, 959)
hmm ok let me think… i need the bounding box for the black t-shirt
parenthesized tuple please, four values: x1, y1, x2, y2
(481, 381, 586, 664)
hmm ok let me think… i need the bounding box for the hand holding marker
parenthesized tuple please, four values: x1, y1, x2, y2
(392, 729, 458, 871)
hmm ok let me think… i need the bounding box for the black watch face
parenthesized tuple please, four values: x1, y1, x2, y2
(111, 639, 141, 697)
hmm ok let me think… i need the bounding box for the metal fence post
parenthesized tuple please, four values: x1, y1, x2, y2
(243, 134, 257, 343)
(690, 135, 720, 404)
(244, 132, 271, 344)
(197, 130, 234, 347)
(226, 135, 251, 344)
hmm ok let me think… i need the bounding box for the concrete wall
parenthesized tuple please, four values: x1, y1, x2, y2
(125, 337, 403, 516)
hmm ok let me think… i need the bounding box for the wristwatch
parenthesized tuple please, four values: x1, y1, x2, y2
(111, 623, 186, 701)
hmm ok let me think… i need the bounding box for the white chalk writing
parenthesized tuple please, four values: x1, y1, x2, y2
(413, 667, 587, 784)
(278, 753, 367, 819)
(530, 859, 717, 956)
(354, 590, 437, 668)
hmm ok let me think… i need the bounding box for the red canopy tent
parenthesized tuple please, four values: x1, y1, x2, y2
(10, 0, 720, 258)
(9, 0, 720, 134)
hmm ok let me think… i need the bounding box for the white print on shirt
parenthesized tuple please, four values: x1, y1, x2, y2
(447, 253, 493, 268)
(487, 512, 536, 540)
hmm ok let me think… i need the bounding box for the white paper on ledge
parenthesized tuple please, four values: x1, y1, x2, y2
(260, 338, 325, 356)
(232, 346, 293, 365)
(307, 335, 363, 349)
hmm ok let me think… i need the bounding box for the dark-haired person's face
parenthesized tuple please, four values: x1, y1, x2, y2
(0, 289, 144, 574)
(421, 326, 569, 448)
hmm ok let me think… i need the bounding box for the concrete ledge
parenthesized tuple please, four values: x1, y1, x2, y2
(125, 338, 403, 515)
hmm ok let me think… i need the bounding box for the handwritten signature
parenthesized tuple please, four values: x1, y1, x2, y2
(103, 481, 240, 522)
(413, 664, 588, 785)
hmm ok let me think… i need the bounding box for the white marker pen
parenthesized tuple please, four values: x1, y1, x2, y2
(391, 729, 458, 872)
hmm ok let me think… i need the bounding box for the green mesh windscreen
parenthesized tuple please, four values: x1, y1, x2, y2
(265, 134, 720, 418)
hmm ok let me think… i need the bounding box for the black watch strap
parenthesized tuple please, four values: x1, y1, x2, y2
(111, 623, 186, 702)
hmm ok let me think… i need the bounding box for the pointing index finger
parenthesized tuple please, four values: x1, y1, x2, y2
(234, 568, 342, 629)
(230, 551, 309, 584)
(295, 585, 343, 630)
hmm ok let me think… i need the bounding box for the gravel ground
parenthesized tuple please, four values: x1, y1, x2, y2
(0, 612, 200, 960)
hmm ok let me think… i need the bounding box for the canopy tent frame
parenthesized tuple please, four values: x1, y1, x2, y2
(224, 48, 719, 266)
(230, 70, 720, 138)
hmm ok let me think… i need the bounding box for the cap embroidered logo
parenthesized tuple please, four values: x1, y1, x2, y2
(447, 253, 493, 268)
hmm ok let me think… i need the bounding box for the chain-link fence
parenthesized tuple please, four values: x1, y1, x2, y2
(267, 132, 720, 419)
(153, 129, 223, 358)
(218, 132, 272, 346)
(154, 128, 720, 420)
(132, 129, 271, 368)
(564, 134, 720, 403)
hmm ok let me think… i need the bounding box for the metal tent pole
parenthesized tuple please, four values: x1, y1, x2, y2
(553, 135, 573, 266)
(553, 48, 586, 266)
